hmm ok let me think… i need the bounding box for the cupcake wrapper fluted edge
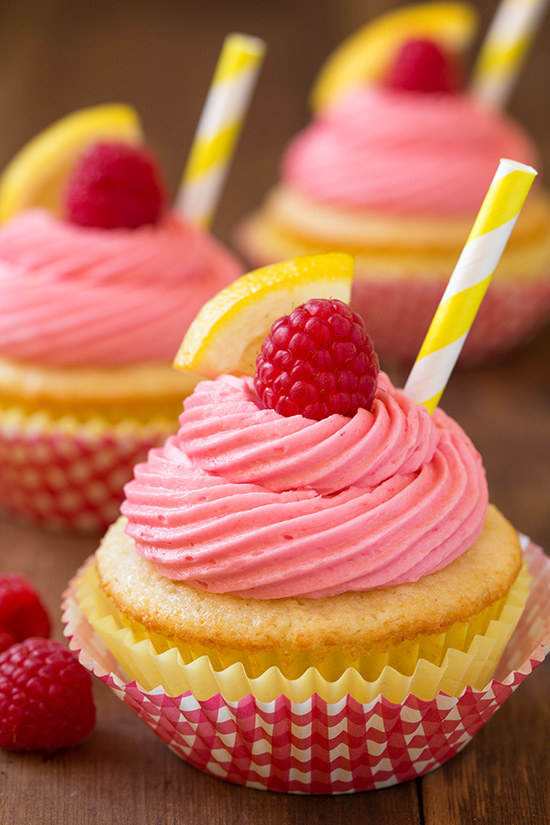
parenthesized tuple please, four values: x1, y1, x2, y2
(62, 538, 550, 794)
(0, 406, 175, 533)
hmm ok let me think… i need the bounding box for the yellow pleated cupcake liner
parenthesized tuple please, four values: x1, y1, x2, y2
(76, 557, 530, 704)
(0, 402, 177, 438)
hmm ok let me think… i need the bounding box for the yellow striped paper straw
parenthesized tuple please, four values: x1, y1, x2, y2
(403, 158, 536, 413)
(471, 0, 549, 108)
(176, 33, 265, 228)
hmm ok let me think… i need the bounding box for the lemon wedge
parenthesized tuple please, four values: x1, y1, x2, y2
(311, 2, 478, 112)
(174, 253, 354, 378)
(0, 103, 143, 222)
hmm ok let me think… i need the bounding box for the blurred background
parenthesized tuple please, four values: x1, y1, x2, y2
(0, 0, 548, 247)
(0, 0, 548, 547)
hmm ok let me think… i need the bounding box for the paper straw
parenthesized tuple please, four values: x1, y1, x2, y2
(471, 0, 549, 108)
(403, 158, 536, 413)
(176, 33, 265, 228)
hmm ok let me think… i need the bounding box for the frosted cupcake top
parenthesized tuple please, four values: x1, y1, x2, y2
(122, 371, 488, 598)
(283, 88, 538, 216)
(0, 209, 242, 367)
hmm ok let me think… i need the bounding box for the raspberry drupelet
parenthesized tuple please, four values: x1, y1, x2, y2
(254, 297, 379, 420)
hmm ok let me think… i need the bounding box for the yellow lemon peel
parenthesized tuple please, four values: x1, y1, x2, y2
(311, 2, 478, 112)
(174, 253, 354, 378)
(0, 103, 143, 222)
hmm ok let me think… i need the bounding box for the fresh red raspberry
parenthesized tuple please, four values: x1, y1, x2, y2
(0, 638, 96, 751)
(0, 575, 51, 649)
(65, 141, 168, 230)
(0, 630, 16, 655)
(254, 298, 379, 420)
(385, 38, 462, 94)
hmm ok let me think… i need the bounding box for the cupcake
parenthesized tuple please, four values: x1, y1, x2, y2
(236, 3, 550, 365)
(0, 105, 243, 532)
(63, 254, 549, 793)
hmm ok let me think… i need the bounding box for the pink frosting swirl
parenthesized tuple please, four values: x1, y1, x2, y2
(0, 209, 242, 367)
(283, 88, 539, 216)
(122, 372, 488, 598)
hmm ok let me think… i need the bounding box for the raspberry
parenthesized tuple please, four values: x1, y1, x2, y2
(254, 298, 379, 420)
(0, 575, 51, 649)
(385, 39, 462, 94)
(0, 630, 16, 655)
(0, 638, 95, 751)
(65, 141, 168, 230)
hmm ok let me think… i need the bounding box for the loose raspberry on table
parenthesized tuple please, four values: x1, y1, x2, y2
(385, 38, 462, 94)
(0, 575, 51, 651)
(65, 141, 168, 230)
(254, 298, 379, 420)
(0, 638, 96, 751)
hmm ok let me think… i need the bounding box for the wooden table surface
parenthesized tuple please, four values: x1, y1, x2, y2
(0, 1, 549, 822)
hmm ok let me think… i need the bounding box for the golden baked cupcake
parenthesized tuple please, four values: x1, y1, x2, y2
(64, 255, 548, 794)
(0, 105, 243, 532)
(236, 3, 550, 365)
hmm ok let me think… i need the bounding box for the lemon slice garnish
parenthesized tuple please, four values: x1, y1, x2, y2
(311, 2, 478, 112)
(0, 103, 143, 222)
(174, 253, 354, 378)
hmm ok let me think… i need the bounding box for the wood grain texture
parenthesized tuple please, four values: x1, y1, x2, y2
(0, 1, 549, 822)
(421, 659, 550, 824)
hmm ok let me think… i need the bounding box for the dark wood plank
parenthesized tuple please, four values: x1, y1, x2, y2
(421, 658, 550, 825)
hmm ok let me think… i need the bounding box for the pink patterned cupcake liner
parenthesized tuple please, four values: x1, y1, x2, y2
(62, 538, 550, 794)
(351, 274, 550, 365)
(0, 412, 172, 533)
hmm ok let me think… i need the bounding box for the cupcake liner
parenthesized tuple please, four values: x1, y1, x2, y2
(72, 556, 530, 703)
(62, 538, 550, 794)
(238, 213, 550, 365)
(0, 405, 174, 533)
(350, 274, 550, 365)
